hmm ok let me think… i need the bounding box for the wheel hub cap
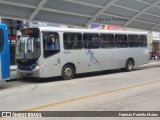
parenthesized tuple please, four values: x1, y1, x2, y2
(65, 68, 72, 78)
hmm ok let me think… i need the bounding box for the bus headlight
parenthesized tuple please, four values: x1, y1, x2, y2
(34, 66, 40, 71)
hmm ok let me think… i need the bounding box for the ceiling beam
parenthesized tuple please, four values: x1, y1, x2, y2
(150, 22, 160, 31)
(136, 0, 160, 9)
(29, 0, 48, 21)
(1, 0, 160, 19)
(112, 4, 160, 19)
(41, 7, 92, 18)
(1, 0, 160, 24)
(63, 0, 103, 8)
(123, 0, 160, 27)
(85, 0, 118, 28)
(102, 13, 130, 19)
(0, 0, 36, 9)
(0, 14, 29, 21)
(0, 0, 92, 19)
(113, 4, 140, 12)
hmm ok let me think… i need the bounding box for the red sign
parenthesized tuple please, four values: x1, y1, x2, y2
(115, 26, 123, 31)
(104, 25, 123, 31)
(8, 35, 16, 41)
(105, 25, 115, 30)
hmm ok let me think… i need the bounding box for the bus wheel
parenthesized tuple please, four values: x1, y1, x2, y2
(125, 59, 134, 72)
(62, 64, 75, 80)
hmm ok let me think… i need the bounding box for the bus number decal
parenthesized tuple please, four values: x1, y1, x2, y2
(64, 51, 71, 54)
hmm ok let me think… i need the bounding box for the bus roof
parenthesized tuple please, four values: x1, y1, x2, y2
(32, 27, 148, 35)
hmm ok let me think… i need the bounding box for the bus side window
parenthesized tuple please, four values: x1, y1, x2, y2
(139, 35, 147, 47)
(64, 33, 83, 50)
(83, 33, 90, 48)
(64, 33, 73, 49)
(43, 32, 60, 58)
(115, 34, 128, 48)
(100, 34, 115, 48)
(0, 29, 4, 52)
(72, 33, 83, 49)
(84, 33, 100, 49)
(128, 35, 139, 47)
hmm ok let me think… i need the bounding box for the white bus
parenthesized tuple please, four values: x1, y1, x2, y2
(16, 27, 149, 80)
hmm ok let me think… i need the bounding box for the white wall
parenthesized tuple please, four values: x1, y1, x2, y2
(152, 32, 160, 41)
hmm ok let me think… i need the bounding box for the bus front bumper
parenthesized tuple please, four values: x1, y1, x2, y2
(17, 67, 40, 78)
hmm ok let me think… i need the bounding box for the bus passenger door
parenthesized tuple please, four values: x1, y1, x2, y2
(42, 32, 61, 77)
(0, 24, 10, 80)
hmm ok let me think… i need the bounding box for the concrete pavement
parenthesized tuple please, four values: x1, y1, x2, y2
(1, 60, 160, 120)
(1, 61, 160, 110)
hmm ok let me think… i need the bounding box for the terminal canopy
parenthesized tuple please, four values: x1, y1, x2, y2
(0, 0, 160, 31)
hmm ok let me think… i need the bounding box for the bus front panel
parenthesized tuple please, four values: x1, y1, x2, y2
(0, 24, 10, 80)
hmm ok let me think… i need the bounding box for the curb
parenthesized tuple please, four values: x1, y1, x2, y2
(6, 79, 18, 82)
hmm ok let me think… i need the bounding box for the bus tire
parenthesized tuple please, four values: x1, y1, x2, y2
(62, 64, 75, 80)
(125, 59, 134, 72)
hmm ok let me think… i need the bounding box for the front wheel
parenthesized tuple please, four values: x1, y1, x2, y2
(125, 59, 134, 72)
(62, 64, 75, 80)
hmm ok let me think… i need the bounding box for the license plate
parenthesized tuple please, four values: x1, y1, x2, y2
(22, 73, 28, 77)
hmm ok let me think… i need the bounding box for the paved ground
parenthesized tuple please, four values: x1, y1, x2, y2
(0, 61, 160, 120)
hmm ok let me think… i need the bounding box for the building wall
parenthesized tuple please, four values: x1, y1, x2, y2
(152, 32, 160, 52)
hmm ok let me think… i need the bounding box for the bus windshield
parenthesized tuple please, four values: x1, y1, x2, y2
(16, 28, 40, 61)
